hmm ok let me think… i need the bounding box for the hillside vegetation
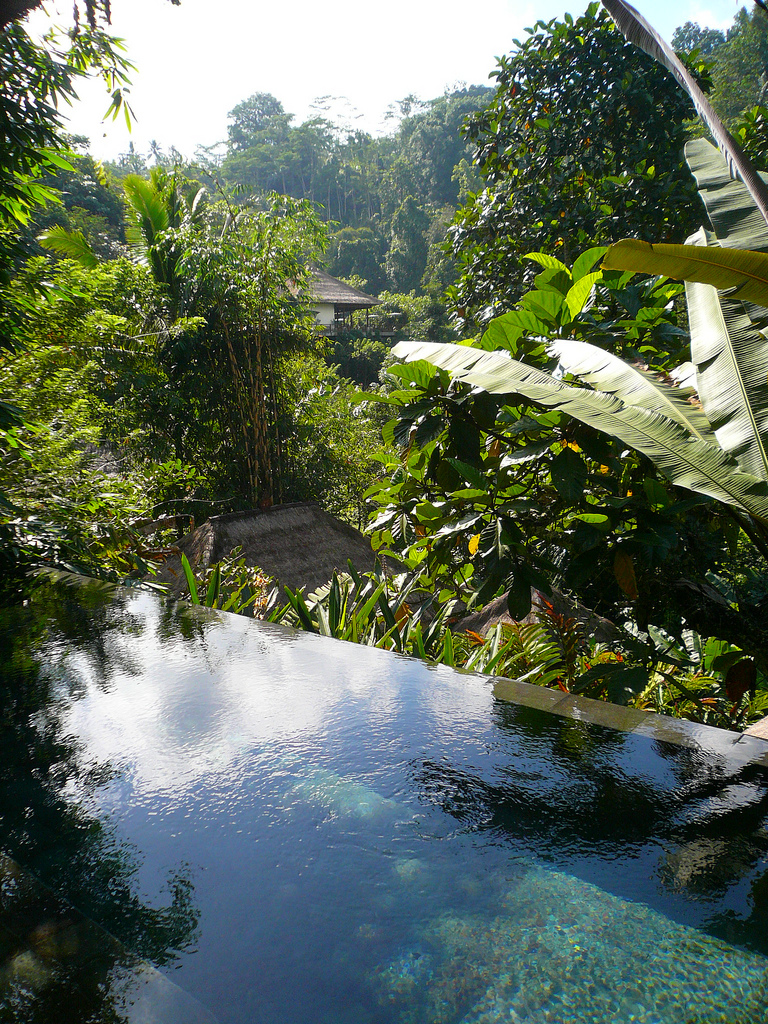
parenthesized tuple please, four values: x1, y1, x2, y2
(4, 0, 768, 728)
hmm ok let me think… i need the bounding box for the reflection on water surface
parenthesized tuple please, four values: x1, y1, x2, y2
(2, 576, 768, 1023)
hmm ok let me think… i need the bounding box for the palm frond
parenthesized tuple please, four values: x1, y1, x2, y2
(123, 174, 169, 252)
(188, 186, 208, 225)
(601, 0, 768, 227)
(38, 226, 98, 269)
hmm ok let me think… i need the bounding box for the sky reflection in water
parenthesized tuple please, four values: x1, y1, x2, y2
(3, 579, 768, 1023)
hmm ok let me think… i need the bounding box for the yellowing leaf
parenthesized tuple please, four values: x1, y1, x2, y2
(613, 550, 639, 600)
(603, 238, 768, 306)
(468, 534, 481, 556)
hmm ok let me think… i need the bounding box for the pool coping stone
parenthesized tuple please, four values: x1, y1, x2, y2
(492, 675, 768, 772)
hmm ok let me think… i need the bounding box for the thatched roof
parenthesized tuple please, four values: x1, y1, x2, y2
(152, 502, 382, 598)
(309, 270, 380, 311)
(456, 589, 625, 646)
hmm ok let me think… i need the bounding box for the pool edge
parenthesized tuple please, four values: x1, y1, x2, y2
(492, 675, 768, 769)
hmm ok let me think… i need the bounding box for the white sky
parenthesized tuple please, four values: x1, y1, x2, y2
(32, 0, 746, 161)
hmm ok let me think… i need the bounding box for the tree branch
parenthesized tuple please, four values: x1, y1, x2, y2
(0, 0, 47, 29)
(1, 0, 177, 32)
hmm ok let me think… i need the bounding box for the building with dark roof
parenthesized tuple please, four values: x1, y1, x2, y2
(308, 270, 380, 334)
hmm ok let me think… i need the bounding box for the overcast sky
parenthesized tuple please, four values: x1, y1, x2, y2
(33, 0, 747, 160)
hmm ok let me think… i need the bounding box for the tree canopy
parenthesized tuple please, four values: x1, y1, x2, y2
(448, 3, 705, 328)
(673, 6, 768, 122)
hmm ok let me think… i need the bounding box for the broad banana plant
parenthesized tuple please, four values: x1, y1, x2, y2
(393, 0, 768, 556)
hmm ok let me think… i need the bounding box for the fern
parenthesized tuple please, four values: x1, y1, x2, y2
(533, 597, 587, 689)
(460, 620, 565, 687)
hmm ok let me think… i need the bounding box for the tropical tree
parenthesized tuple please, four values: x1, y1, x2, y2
(1, 0, 178, 31)
(42, 163, 327, 507)
(217, 86, 493, 295)
(671, 22, 726, 59)
(673, 7, 768, 124)
(447, 3, 705, 329)
(386, 196, 430, 292)
(0, 4, 137, 589)
(385, 0, 768, 662)
(368, 260, 745, 639)
(121, 166, 209, 319)
(381, 86, 494, 211)
(325, 226, 387, 293)
(0, 18, 133, 235)
(0, 254, 198, 582)
(172, 193, 325, 505)
(115, 174, 326, 505)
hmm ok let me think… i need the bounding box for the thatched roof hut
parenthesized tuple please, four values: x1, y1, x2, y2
(307, 270, 380, 334)
(309, 270, 380, 311)
(456, 589, 625, 646)
(152, 502, 382, 598)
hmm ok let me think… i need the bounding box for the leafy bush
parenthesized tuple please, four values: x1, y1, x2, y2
(264, 565, 765, 730)
(178, 548, 272, 617)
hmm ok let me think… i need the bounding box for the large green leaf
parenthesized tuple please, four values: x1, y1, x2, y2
(600, 0, 768, 227)
(549, 339, 714, 442)
(603, 237, 768, 306)
(123, 174, 169, 254)
(684, 145, 768, 423)
(684, 233, 768, 482)
(685, 138, 768, 254)
(391, 340, 768, 521)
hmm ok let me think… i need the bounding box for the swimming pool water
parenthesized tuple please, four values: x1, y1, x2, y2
(2, 575, 768, 1023)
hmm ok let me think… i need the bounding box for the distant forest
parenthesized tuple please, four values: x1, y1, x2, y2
(23, 85, 493, 305)
(17, 3, 768, 331)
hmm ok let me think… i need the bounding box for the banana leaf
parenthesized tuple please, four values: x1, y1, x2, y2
(685, 286, 768, 482)
(600, 0, 768, 227)
(550, 339, 714, 441)
(685, 138, 768, 254)
(123, 174, 170, 254)
(603, 237, 768, 307)
(392, 340, 768, 521)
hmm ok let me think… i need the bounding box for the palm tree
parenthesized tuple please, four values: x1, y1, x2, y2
(122, 168, 208, 320)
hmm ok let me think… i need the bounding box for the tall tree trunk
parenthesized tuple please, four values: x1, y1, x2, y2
(221, 316, 258, 500)
(249, 318, 272, 505)
(265, 334, 282, 504)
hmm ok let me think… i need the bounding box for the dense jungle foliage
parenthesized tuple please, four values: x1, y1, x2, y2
(4, 0, 768, 728)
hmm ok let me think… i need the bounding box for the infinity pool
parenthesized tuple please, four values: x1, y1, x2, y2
(2, 575, 768, 1023)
